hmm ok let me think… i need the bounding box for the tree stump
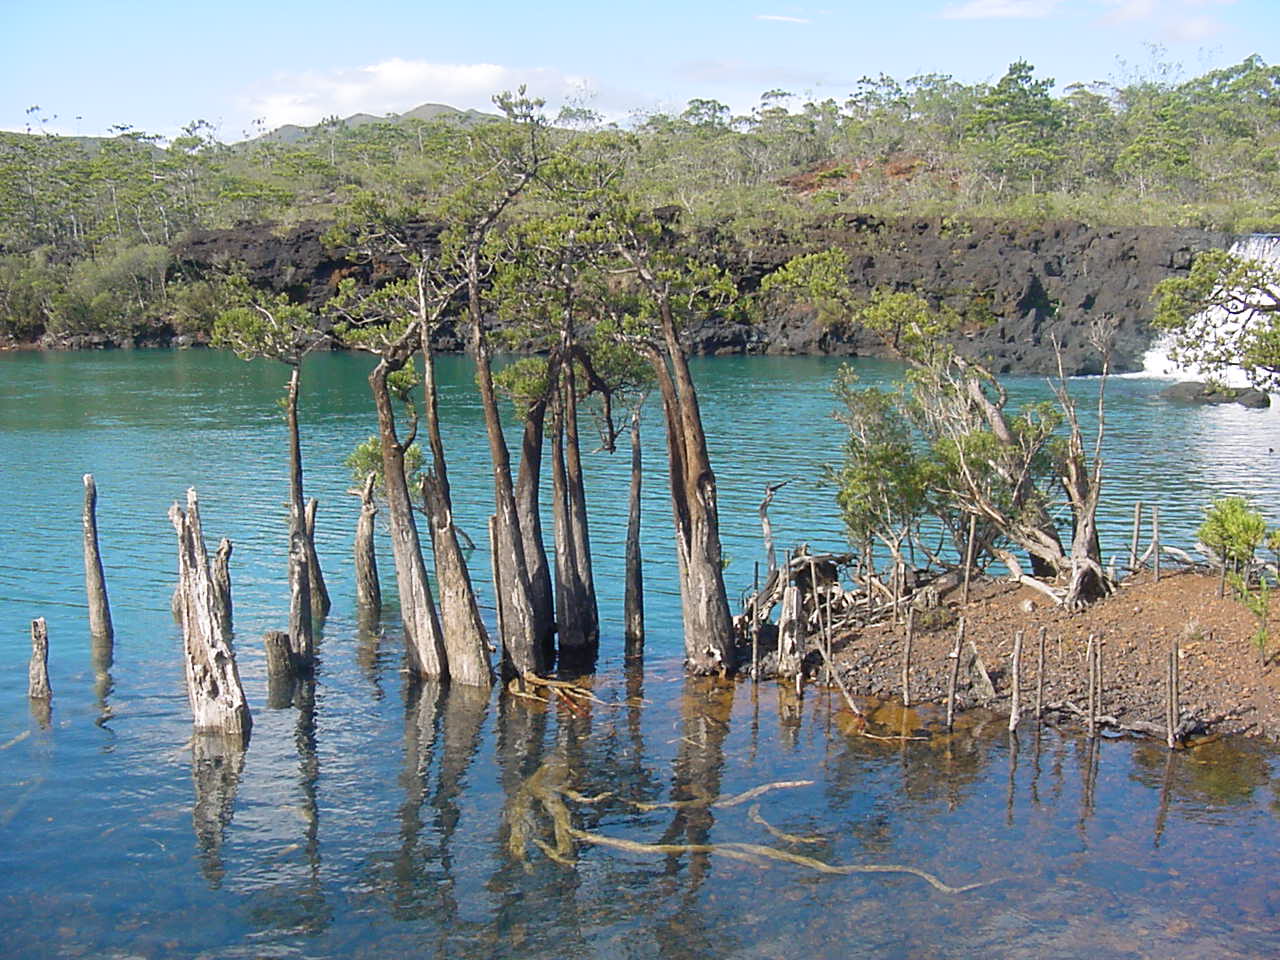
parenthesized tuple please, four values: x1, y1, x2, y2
(169, 489, 251, 743)
(83, 474, 113, 644)
(28, 617, 51, 700)
(353, 473, 381, 611)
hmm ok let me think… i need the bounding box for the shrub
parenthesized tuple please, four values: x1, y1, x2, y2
(1198, 496, 1267, 570)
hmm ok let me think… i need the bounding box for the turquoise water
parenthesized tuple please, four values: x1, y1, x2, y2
(0, 350, 1278, 958)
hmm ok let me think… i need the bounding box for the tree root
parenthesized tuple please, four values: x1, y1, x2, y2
(622, 779, 814, 812)
(747, 803, 824, 845)
(507, 760, 995, 895)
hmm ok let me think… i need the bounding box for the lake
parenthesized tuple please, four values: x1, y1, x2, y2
(1, 350, 1278, 958)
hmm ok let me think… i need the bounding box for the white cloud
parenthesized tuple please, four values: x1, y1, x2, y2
(755, 14, 811, 23)
(940, 0, 1061, 19)
(1098, 0, 1232, 42)
(240, 58, 586, 131)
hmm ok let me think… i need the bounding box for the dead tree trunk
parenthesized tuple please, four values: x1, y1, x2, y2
(370, 357, 446, 680)
(759, 481, 787, 574)
(82, 474, 113, 643)
(420, 343, 492, 688)
(353, 472, 381, 611)
(211, 538, 233, 637)
(285, 369, 330, 618)
(624, 404, 645, 656)
(288, 533, 313, 668)
(169, 488, 251, 743)
(303, 498, 329, 618)
(28, 617, 51, 700)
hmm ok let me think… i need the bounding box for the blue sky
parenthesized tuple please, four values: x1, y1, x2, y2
(2, 0, 1275, 140)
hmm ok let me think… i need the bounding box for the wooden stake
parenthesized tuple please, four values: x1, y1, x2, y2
(902, 606, 915, 707)
(1034, 626, 1046, 721)
(946, 618, 964, 731)
(1129, 501, 1142, 572)
(1009, 630, 1024, 733)
(82, 474, 113, 643)
(1153, 505, 1161, 583)
(1086, 634, 1097, 739)
(1094, 638, 1102, 731)
(751, 560, 760, 682)
(962, 514, 977, 606)
(28, 617, 51, 700)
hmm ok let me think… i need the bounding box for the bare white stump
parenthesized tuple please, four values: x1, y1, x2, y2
(304, 497, 331, 616)
(83, 474, 113, 643)
(354, 473, 381, 612)
(212, 538, 233, 637)
(288, 533, 314, 668)
(1008, 630, 1024, 732)
(169, 489, 251, 743)
(28, 617, 51, 700)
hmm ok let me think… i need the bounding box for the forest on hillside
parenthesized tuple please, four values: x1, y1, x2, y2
(2, 55, 1279, 343)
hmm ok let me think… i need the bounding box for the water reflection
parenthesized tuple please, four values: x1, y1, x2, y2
(190, 733, 246, 889)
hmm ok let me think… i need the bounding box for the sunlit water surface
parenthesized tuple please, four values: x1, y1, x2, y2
(1, 351, 1278, 958)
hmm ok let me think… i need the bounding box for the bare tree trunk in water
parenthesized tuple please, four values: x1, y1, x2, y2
(169, 488, 251, 743)
(562, 361, 598, 649)
(550, 399, 591, 660)
(353, 473, 381, 612)
(512, 355, 561, 667)
(82, 474, 113, 644)
(285, 369, 330, 617)
(471, 319, 544, 680)
(288, 532, 313, 667)
(420, 343, 492, 688)
(642, 305, 734, 673)
(303, 498, 328, 618)
(624, 406, 645, 656)
(370, 359, 446, 679)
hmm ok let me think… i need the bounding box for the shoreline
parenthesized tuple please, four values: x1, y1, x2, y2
(821, 569, 1280, 743)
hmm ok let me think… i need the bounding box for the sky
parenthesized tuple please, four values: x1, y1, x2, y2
(1, 0, 1276, 142)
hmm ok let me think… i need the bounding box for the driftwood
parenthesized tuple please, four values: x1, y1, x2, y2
(353, 473, 381, 611)
(82, 474, 113, 643)
(168, 489, 251, 743)
(28, 618, 50, 700)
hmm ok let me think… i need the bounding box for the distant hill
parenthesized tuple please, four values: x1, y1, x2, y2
(256, 102, 498, 145)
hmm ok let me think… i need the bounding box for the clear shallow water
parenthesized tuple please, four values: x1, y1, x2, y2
(1, 350, 1278, 958)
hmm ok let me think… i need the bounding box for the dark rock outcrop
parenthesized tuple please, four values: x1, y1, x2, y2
(1161, 381, 1271, 408)
(172, 214, 1231, 375)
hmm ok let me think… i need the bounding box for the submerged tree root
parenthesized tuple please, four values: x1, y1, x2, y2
(747, 803, 824, 845)
(508, 760, 995, 895)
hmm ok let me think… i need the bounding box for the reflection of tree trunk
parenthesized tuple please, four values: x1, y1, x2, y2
(392, 678, 442, 911)
(643, 321, 734, 673)
(191, 732, 246, 889)
(432, 682, 489, 919)
(370, 359, 446, 679)
(292, 675, 329, 932)
(659, 676, 734, 885)
(353, 473, 381, 612)
(421, 344, 491, 687)
(624, 407, 645, 656)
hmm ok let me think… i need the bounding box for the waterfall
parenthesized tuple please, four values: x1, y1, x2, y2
(1141, 234, 1280, 386)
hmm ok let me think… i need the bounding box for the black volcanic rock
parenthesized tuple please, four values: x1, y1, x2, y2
(172, 214, 1231, 375)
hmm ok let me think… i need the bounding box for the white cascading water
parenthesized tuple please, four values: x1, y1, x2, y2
(1141, 234, 1280, 386)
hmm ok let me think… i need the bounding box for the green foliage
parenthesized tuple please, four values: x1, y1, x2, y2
(345, 434, 424, 491)
(1198, 496, 1268, 568)
(1228, 571, 1272, 665)
(211, 273, 324, 365)
(1152, 250, 1280, 391)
